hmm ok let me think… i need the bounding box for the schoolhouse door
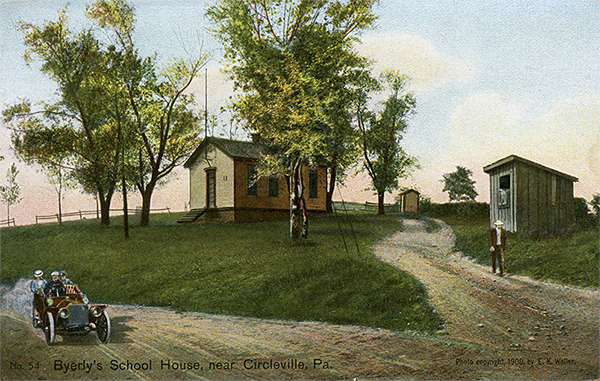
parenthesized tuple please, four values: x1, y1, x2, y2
(206, 168, 216, 209)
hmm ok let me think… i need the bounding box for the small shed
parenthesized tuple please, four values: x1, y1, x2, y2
(483, 155, 578, 235)
(400, 189, 420, 214)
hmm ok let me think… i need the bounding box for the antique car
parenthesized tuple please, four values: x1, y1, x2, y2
(32, 283, 110, 345)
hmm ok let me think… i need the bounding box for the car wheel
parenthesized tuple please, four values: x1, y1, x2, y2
(45, 312, 55, 345)
(96, 311, 110, 343)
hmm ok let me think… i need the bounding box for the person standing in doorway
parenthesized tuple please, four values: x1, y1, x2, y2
(488, 220, 507, 276)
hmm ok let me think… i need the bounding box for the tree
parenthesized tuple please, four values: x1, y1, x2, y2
(208, 0, 377, 239)
(591, 193, 600, 227)
(87, 0, 206, 227)
(0, 164, 22, 225)
(5, 1, 205, 228)
(42, 162, 77, 225)
(357, 71, 418, 214)
(442, 166, 478, 202)
(6, 10, 121, 227)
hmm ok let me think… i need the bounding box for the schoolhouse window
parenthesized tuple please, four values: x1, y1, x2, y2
(309, 166, 318, 199)
(498, 174, 510, 208)
(247, 164, 257, 196)
(268, 173, 278, 197)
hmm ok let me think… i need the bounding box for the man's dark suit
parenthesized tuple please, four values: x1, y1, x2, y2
(488, 226, 507, 275)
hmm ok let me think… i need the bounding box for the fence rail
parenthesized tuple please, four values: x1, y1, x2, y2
(0, 217, 16, 227)
(333, 201, 400, 213)
(35, 207, 171, 224)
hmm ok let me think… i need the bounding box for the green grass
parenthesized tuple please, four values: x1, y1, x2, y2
(445, 215, 599, 288)
(1, 212, 443, 332)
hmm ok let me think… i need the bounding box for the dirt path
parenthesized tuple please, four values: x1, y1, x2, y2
(374, 219, 599, 380)
(1, 218, 598, 380)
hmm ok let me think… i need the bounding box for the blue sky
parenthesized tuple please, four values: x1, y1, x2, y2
(1, 0, 599, 224)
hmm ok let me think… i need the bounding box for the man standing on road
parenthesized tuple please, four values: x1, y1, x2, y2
(488, 220, 507, 276)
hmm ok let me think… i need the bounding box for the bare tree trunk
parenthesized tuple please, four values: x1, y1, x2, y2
(139, 180, 156, 227)
(58, 188, 62, 225)
(378, 190, 385, 215)
(99, 195, 111, 227)
(289, 158, 305, 240)
(122, 176, 129, 239)
(301, 197, 308, 238)
(326, 161, 336, 214)
(98, 186, 115, 227)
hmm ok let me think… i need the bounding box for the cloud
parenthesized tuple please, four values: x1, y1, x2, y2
(445, 92, 600, 200)
(447, 92, 521, 162)
(354, 34, 473, 91)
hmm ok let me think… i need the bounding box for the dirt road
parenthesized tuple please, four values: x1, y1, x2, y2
(2, 218, 598, 380)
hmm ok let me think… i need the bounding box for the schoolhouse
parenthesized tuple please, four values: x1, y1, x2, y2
(179, 137, 327, 223)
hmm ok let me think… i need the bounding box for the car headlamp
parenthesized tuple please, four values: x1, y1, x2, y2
(83, 297, 89, 304)
(90, 307, 102, 317)
(46, 297, 53, 306)
(58, 307, 70, 319)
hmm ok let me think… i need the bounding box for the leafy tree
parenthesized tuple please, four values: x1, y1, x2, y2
(87, 0, 206, 227)
(42, 161, 77, 225)
(0, 164, 22, 225)
(208, 0, 377, 239)
(5, 10, 120, 227)
(442, 166, 478, 202)
(356, 71, 417, 215)
(5, 1, 205, 228)
(591, 193, 600, 227)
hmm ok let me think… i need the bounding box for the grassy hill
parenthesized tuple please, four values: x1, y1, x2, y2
(445, 215, 599, 288)
(1, 212, 443, 332)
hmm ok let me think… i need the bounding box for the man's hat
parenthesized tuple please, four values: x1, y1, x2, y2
(51, 271, 60, 277)
(494, 220, 504, 226)
(34, 270, 43, 278)
(59, 270, 67, 277)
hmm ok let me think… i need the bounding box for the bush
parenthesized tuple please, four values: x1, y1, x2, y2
(420, 200, 489, 219)
(448, 216, 599, 288)
(574, 197, 597, 231)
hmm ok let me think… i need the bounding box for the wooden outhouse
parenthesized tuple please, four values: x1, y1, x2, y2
(400, 189, 420, 214)
(180, 137, 327, 223)
(483, 155, 578, 235)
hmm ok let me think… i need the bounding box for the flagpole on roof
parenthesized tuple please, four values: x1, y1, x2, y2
(205, 68, 208, 139)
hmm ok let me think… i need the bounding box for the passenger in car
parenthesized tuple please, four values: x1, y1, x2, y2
(59, 270, 72, 284)
(30, 270, 47, 295)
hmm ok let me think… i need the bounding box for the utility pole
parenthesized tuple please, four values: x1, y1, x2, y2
(205, 68, 208, 138)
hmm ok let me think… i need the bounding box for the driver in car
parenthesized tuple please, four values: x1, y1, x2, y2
(44, 271, 66, 297)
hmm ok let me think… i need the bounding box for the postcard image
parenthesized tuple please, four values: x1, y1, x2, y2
(1, 0, 598, 380)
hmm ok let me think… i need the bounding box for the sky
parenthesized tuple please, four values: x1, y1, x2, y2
(1, 0, 599, 225)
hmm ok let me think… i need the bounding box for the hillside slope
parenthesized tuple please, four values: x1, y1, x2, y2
(1, 218, 598, 380)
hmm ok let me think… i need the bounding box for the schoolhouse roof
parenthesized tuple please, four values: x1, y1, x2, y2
(483, 155, 578, 182)
(184, 137, 262, 168)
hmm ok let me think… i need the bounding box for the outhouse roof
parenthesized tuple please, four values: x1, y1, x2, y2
(400, 189, 420, 196)
(184, 137, 262, 168)
(483, 155, 578, 182)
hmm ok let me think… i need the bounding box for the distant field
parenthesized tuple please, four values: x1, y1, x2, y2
(445, 215, 599, 288)
(1, 211, 443, 332)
